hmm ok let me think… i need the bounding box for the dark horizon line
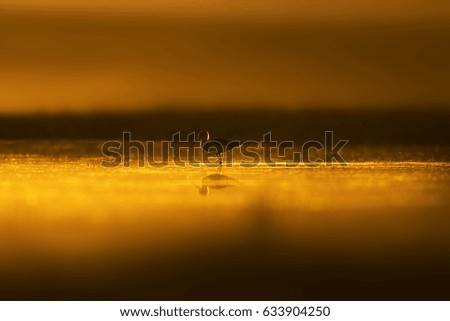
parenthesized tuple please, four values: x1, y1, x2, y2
(0, 108, 449, 146)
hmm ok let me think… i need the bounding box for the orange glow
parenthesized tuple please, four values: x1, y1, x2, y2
(0, 1, 449, 113)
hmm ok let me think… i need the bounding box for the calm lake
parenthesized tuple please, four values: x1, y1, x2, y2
(0, 141, 449, 299)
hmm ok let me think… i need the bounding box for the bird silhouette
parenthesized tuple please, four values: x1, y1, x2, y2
(194, 130, 241, 165)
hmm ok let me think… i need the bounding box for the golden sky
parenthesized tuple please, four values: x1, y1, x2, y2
(1, 0, 449, 19)
(0, 0, 449, 113)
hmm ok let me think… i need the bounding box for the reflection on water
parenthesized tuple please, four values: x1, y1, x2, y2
(0, 145, 450, 299)
(191, 170, 237, 196)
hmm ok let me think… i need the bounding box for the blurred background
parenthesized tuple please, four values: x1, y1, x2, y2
(1, 0, 450, 301)
(0, 0, 449, 148)
(1, 0, 450, 112)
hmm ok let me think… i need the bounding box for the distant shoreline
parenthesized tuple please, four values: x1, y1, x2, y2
(0, 108, 448, 147)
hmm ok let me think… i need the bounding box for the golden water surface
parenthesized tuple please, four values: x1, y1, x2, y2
(1, 147, 449, 299)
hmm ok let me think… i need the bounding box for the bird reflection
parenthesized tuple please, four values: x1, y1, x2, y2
(191, 170, 237, 196)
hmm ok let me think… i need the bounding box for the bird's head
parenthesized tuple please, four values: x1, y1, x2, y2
(196, 130, 210, 142)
